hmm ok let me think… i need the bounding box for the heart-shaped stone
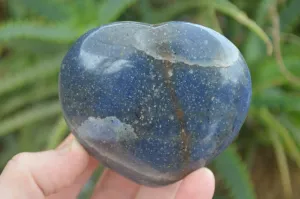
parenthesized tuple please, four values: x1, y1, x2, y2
(59, 21, 252, 186)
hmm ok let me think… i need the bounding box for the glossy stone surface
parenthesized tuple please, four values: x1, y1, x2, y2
(59, 21, 252, 186)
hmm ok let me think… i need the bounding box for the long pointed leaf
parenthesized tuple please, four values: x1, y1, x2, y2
(259, 108, 300, 167)
(214, 0, 273, 56)
(269, 130, 293, 198)
(280, 0, 300, 32)
(19, 0, 71, 21)
(213, 145, 256, 199)
(0, 85, 58, 117)
(47, 117, 68, 149)
(0, 55, 62, 96)
(98, 0, 137, 24)
(0, 21, 78, 43)
(244, 0, 277, 63)
(0, 102, 61, 137)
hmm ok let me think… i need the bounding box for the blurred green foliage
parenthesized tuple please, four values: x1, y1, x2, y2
(0, 0, 299, 198)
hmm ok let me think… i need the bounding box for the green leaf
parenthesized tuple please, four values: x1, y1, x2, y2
(0, 85, 58, 117)
(98, 0, 137, 24)
(0, 21, 78, 43)
(213, 196, 228, 199)
(252, 56, 300, 92)
(3, 40, 69, 56)
(0, 51, 32, 73)
(19, 0, 71, 21)
(70, 0, 98, 27)
(269, 130, 293, 198)
(0, 101, 61, 137)
(148, 1, 203, 23)
(281, 33, 300, 47)
(0, 55, 62, 96)
(259, 108, 300, 167)
(213, 196, 227, 199)
(19, 123, 53, 151)
(47, 116, 69, 149)
(139, 0, 155, 23)
(280, 0, 300, 32)
(252, 88, 300, 111)
(244, 0, 277, 64)
(78, 165, 105, 199)
(214, 0, 273, 56)
(213, 145, 256, 199)
(196, 0, 222, 33)
(279, 115, 300, 149)
(7, 0, 28, 19)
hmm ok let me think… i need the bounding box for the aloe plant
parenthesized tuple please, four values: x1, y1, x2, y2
(0, 0, 299, 198)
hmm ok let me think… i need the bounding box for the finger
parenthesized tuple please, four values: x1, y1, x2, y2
(0, 135, 90, 198)
(47, 157, 98, 199)
(134, 181, 181, 199)
(91, 169, 140, 199)
(47, 135, 99, 199)
(175, 168, 215, 199)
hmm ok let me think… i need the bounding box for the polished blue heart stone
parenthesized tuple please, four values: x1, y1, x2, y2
(59, 21, 252, 186)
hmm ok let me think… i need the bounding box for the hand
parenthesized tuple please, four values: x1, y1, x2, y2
(0, 134, 215, 199)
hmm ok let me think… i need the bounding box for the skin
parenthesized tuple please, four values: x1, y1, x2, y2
(0, 134, 215, 199)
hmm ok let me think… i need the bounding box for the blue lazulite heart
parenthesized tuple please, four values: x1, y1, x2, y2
(59, 21, 252, 186)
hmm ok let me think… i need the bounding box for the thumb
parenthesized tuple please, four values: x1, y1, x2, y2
(0, 135, 90, 199)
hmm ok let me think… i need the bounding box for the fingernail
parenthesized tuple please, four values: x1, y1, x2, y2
(57, 137, 84, 154)
(57, 141, 72, 153)
(71, 138, 83, 151)
(57, 136, 75, 153)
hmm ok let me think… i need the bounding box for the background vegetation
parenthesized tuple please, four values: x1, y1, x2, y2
(0, 0, 299, 198)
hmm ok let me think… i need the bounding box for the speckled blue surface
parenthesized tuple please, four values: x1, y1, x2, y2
(59, 21, 252, 186)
